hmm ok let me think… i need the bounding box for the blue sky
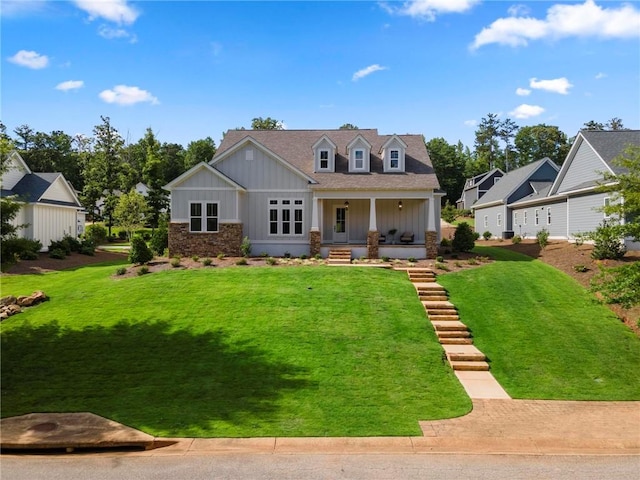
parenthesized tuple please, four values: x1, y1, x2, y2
(2, 0, 639, 149)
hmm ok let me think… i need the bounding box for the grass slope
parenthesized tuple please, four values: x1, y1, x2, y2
(438, 246, 640, 400)
(1, 265, 470, 437)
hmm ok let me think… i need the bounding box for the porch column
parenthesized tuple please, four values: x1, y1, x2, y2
(425, 195, 438, 259)
(309, 196, 321, 257)
(368, 198, 377, 231)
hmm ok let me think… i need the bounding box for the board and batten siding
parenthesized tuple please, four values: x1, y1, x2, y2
(567, 192, 609, 238)
(32, 204, 78, 251)
(215, 146, 310, 191)
(242, 191, 311, 243)
(170, 168, 239, 222)
(556, 142, 607, 193)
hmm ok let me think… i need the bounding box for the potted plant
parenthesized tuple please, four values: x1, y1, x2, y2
(388, 228, 397, 244)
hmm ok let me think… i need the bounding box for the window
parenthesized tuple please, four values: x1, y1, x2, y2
(319, 150, 329, 169)
(190, 202, 218, 232)
(484, 215, 488, 228)
(547, 208, 551, 225)
(497, 213, 502, 227)
(245, 148, 254, 161)
(354, 149, 364, 169)
(535, 209, 540, 226)
(269, 199, 303, 235)
(523, 211, 528, 225)
(514, 212, 519, 225)
(390, 150, 399, 169)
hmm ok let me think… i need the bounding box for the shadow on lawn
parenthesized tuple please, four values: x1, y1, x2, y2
(1, 320, 312, 436)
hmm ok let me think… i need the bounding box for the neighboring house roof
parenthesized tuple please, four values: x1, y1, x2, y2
(473, 158, 558, 209)
(462, 168, 503, 192)
(509, 182, 554, 207)
(215, 129, 439, 191)
(550, 129, 640, 195)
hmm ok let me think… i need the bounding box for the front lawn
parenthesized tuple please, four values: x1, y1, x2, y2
(1, 266, 470, 437)
(438, 246, 640, 400)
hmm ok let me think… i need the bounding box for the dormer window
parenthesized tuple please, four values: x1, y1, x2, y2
(390, 150, 399, 169)
(320, 150, 329, 169)
(312, 135, 337, 172)
(354, 150, 364, 169)
(380, 135, 407, 172)
(347, 134, 372, 172)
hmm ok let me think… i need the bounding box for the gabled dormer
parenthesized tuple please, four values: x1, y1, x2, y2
(380, 135, 407, 173)
(312, 135, 337, 172)
(346, 134, 372, 173)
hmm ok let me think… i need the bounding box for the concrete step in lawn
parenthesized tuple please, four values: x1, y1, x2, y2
(439, 337, 474, 345)
(450, 360, 490, 371)
(422, 301, 455, 310)
(436, 330, 472, 338)
(428, 314, 460, 322)
(419, 294, 449, 302)
(432, 320, 468, 332)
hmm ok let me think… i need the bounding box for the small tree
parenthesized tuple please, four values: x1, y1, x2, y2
(441, 202, 459, 224)
(114, 190, 149, 241)
(590, 221, 627, 260)
(149, 226, 168, 256)
(128, 236, 153, 265)
(536, 228, 549, 249)
(452, 222, 475, 252)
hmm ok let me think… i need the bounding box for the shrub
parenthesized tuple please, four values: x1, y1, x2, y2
(300, 254, 308, 260)
(235, 258, 248, 266)
(118, 230, 128, 240)
(574, 265, 588, 273)
(314, 253, 322, 260)
(240, 236, 252, 257)
(128, 236, 153, 265)
(381, 256, 390, 262)
(48, 239, 71, 255)
(217, 253, 225, 260)
(436, 255, 444, 263)
(467, 257, 479, 265)
(407, 256, 417, 263)
(84, 224, 107, 245)
(1, 238, 42, 263)
(435, 262, 449, 271)
(202, 258, 213, 266)
(441, 202, 459, 224)
(149, 227, 168, 256)
(512, 235, 522, 244)
(536, 228, 550, 249)
(266, 257, 277, 266)
(191, 255, 200, 262)
(591, 221, 627, 260)
(170, 257, 181, 268)
(482, 231, 491, 240)
(49, 248, 66, 259)
(137, 266, 149, 276)
(591, 262, 640, 308)
(454, 261, 463, 268)
(115, 267, 127, 276)
(260, 251, 269, 257)
(452, 222, 475, 252)
(80, 240, 95, 256)
(440, 238, 451, 247)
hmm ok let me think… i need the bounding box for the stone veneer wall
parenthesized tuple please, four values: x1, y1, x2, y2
(425, 230, 438, 259)
(309, 230, 321, 257)
(367, 230, 380, 259)
(169, 223, 243, 257)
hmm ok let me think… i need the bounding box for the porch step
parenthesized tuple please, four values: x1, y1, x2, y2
(450, 361, 490, 371)
(328, 249, 352, 264)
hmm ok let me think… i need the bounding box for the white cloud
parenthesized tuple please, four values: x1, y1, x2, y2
(0, 0, 49, 17)
(529, 77, 573, 94)
(595, 72, 607, 80)
(508, 4, 531, 17)
(381, 0, 479, 21)
(510, 104, 545, 119)
(464, 119, 477, 127)
(74, 0, 139, 25)
(352, 64, 388, 81)
(471, 0, 640, 50)
(8, 50, 49, 69)
(55, 80, 84, 91)
(99, 85, 159, 105)
(516, 87, 531, 96)
(98, 25, 137, 42)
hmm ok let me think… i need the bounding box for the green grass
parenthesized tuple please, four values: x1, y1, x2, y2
(438, 246, 640, 400)
(453, 216, 475, 228)
(0, 266, 470, 437)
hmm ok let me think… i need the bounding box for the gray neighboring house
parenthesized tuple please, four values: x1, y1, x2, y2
(456, 168, 504, 211)
(474, 129, 640, 250)
(473, 158, 559, 239)
(0, 151, 85, 250)
(164, 129, 443, 259)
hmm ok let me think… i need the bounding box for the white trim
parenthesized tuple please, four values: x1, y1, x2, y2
(268, 198, 304, 236)
(189, 201, 219, 233)
(547, 207, 552, 225)
(497, 213, 502, 227)
(164, 162, 245, 191)
(534, 208, 540, 226)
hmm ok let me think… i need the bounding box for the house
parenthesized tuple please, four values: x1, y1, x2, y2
(472, 157, 559, 239)
(473, 130, 640, 250)
(456, 168, 504, 210)
(164, 129, 443, 259)
(0, 151, 85, 250)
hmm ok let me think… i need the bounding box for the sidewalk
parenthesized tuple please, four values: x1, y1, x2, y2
(3, 399, 638, 456)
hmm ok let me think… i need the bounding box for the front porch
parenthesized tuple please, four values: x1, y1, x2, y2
(309, 194, 441, 259)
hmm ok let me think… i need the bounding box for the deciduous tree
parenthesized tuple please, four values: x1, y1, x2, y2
(251, 117, 284, 130)
(514, 124, 570, 166)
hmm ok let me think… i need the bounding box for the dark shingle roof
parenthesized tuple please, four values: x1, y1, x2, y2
(581, 130, 640, 174)
(9, 173, 61, 202)
(215, 129, 440, 190)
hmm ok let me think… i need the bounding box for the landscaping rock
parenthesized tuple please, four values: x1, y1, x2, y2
(0, 291, 48, 322)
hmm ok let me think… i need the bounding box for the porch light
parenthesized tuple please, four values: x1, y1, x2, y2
(344, 201, 349, 210)
(398, 201, 403, 210)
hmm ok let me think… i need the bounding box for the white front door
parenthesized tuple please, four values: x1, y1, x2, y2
(333, 206, 348, 243)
